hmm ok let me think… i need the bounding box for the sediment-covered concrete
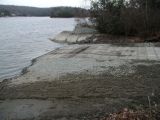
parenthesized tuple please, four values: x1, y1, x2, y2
(0, 43, 160, 120)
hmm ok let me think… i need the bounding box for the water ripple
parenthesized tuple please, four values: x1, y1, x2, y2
(0, 17, 75, 80)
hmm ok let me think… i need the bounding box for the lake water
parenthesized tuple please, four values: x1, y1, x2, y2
(0, 17, 76, 80)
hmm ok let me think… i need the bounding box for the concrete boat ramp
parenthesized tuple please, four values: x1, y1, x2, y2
(0, 43, 160, 120)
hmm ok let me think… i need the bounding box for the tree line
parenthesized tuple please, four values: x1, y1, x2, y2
(0, 5, 51, 16)
(90, 0, 160, 37)
(50, 7, 89, 18)
(0, 5, 88, 18)
(0, 9, 11, 17)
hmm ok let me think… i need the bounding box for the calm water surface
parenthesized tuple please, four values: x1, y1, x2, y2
(0, 17, 75, 80)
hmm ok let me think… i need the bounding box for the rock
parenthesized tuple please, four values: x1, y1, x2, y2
(50, 31, 94, 44)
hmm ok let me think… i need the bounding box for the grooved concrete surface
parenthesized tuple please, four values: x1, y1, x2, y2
(49, 43, 160, 61)
(7, 43, 160, 85)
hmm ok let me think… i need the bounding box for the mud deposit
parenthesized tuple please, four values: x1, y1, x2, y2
(0, 61, 160, 120)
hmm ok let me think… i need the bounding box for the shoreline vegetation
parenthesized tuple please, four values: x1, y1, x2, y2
(90, 0, 160, 40)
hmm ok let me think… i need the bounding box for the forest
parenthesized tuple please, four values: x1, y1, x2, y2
(90, 0, 160, 37)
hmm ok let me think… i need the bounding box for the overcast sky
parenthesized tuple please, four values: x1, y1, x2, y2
(0, 0, 90, 8)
